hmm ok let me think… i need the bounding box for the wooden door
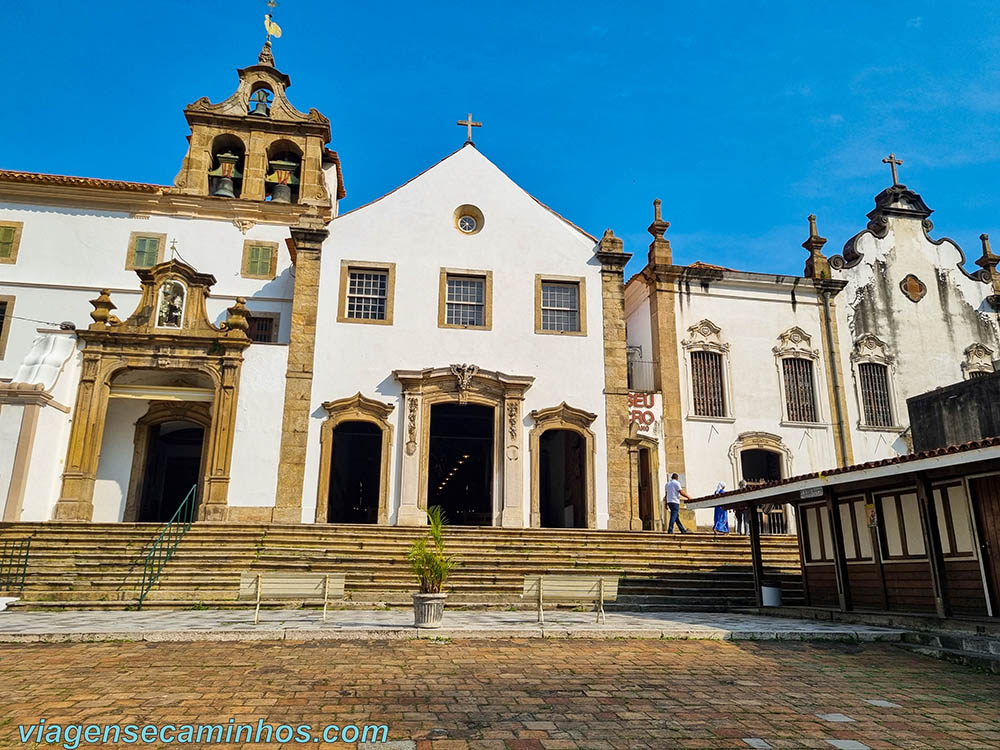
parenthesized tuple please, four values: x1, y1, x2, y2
(969, 476, 1000, 615)
(638, 449, 653, 530)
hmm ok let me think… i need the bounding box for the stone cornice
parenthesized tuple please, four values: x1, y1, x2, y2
(0, 382, 70, 412)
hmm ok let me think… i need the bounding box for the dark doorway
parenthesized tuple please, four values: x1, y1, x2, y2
(427, 403, 493, 526)
(138, 422, 203, 523)
(969, 476, 1000, 616)
(638, 447, 654, 530)
(539, 429, 587, 529)
(328, 420, 382, 524)
(740, 449, 782, 486)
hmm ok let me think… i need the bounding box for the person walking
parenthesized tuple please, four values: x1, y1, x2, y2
(664, 473, 691, 534)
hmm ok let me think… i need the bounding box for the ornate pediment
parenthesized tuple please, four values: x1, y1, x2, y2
(530, 402, 598, 433)
(681, 319, 729, 353)
(773, 327, 819, 360)
(86, 259, 249, 347)
(851, 334, 894, 365)
(321, 392, 394, 422)
(963, 343, 995, 376)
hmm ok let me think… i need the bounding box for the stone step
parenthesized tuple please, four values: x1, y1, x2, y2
(900, 630, 1000, 656)
(894, 642, 1000, 675)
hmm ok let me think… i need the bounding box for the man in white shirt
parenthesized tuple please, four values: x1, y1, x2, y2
(664, 473, 691, 534)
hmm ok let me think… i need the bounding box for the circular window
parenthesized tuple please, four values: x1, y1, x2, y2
(453, 204, 484, 235)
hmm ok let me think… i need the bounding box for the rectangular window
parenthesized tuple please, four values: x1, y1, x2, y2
(247, 314, 278, 343)
(241, 240, 278, 280)
(783, 357, 818, 422)
(837, 497, 873, 562)
(691, 350, 726, 417)
(125, 232, 166, 270)
(0, 295, 14, 359)
(438, 269, 493, 329)
(877, 491, 926, 560)
(859, 362, 894, 427)
(0, 223, 21, 262)
(933, 483, 977, 558)
(803, 504, 834, 563)
(347, 269, 388, 320)
(541, 282, 579, 332)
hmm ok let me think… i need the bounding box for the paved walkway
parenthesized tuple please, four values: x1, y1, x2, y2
(2, 638, 996, 749)
(0, 608, 903, 643)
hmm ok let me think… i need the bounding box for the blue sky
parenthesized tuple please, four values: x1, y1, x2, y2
(6, 1, 998, 277)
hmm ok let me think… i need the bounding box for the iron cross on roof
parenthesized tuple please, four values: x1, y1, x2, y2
(882, 153, 903, 185)
(457, 113, 482, 144)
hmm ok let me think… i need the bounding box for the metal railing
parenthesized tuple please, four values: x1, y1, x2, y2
(627, 360, 657, 392)
(0, 538, 31, 594)
(136, 485, 197, 609)
(757, 508, 790, 535)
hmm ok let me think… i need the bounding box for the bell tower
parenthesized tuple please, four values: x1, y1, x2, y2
(171, 8, 342, 215)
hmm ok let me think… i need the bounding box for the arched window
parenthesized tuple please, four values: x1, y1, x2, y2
(265, 140, 302, 204)
(248, 85, 273, 116)
(681, 319, 732, 419)
(773, 328, 821, 424)
(851, 334, 899, 429)
(207, 134, 246, 199)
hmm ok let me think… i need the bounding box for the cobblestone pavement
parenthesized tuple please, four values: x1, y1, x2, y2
(2, 639, 998, 749)
(0, 609, 902, 643)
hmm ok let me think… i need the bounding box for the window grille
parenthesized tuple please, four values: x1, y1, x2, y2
(969, 370, 991, 379)
(782, 357, 817, 422)
(691, 350, 726, 417)
(133, 236, 160, 268)
(445, 276, 485, 326)
(247, 315, 276, 343)
(858, 362, 893, 427)
(540, 282, 579, 332)
(347, 269, 388, 320)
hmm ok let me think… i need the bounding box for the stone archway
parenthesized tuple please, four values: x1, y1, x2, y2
(315, 393, 394, 525)
(52, 260, 251, 522)
(393, 365, 534, 526)
(122, 400, 213, 522)
(727, 432, 793, 487)
(529, 402, 597, 529)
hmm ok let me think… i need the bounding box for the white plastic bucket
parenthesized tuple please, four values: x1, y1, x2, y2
(761, 585, 782, 607)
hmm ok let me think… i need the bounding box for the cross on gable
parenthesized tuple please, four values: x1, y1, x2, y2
(882, 153, 903, 185)
(457, 113, 482, 144)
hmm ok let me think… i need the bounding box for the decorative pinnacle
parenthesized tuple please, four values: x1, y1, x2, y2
(808, 213, 818, 237)
(975, 233, 1000, 278)
(802, 213, 830, 279)
(882, 153, 903, 186)
(647, 198, 670, 241)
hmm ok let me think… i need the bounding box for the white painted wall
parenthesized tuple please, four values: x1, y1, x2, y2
(93, 398, 149, 522)
(304, 145, 609, 526)
(0, 404, 21, 514)
(228, 344, 288, 509)
(835, 210, 1000, 463)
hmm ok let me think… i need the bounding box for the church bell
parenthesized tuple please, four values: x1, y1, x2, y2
(265, 158, 299, 204)
(208, 151, 243, 198)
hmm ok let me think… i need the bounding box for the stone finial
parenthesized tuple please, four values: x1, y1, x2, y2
(976, 233, 1000, 295)
(258, 40, 275, 66)
(88, 289, 120, 330)
(224, 297, 251, 337)
(802, 213, 831, 279)
(647, 198, 670, 241)
(599, 228, 624, 254)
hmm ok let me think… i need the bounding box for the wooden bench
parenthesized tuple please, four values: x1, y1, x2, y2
(239, 572, 346, 625)
(523, 574, 619, 624)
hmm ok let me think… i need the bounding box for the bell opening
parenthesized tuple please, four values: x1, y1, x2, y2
(208, 134, 246, 199)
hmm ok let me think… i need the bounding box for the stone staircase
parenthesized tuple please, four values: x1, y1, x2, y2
(0, 523, 804, 611)
(896, 630, 1000, 674)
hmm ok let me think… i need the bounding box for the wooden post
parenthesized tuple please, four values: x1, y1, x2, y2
(748, 504, 765, 608)
(914, 472, 950, 619)
(825, 491, 851, 612)
(254, 573, 262, 626)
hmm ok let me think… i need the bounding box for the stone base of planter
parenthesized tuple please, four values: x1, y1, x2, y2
(412, 593, 447, 628)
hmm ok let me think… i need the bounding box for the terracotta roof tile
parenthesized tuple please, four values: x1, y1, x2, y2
(0, 169, 166, 192)
(696, 436, 1000, 503)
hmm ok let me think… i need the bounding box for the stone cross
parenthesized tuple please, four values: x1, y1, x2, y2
(882, 153, 903, 185)
(457, 113, 482, 144)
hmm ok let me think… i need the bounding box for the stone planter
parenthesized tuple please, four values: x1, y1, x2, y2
(412, 593, 447, 628)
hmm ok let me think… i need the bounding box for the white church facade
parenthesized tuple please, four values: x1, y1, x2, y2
(1, 40, 999, 532)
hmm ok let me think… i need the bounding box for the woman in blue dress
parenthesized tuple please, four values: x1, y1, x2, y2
(712, 482, 729, 535)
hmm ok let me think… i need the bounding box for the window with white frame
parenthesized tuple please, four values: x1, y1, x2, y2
(837, 497, 874, 562)
(851, 334, 898, 429)
(774, 327, 821, 424)
(445, 275, 486, 327)
(347, 268, 388, 320)
(540, 281, 580, 332)
(682, 319, 731, 419)
(801, 503, 834, 563)
(876, 491, 926, 560)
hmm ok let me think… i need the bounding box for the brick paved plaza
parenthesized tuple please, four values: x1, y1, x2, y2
(1, 639, 998, 749)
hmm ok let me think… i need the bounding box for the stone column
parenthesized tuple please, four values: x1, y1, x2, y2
(595, 229, 635, 530)
(396, 392, 426, 526)
(200, 360, 241, 521)
(273, 225, 328, 524)
(501, 396, 525, 527)
(53, 353, 110, 521)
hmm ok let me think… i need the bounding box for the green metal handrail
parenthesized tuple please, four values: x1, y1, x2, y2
(0, 538, 31, 594)
(137, 485, 197, 609)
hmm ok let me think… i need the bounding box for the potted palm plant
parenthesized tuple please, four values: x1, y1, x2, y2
(407, 505, 457, 628)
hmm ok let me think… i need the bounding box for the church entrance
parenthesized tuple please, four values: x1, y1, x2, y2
(638, 447, 655, 530)
(427, 403, 493, 526)
(327, 421, 382, 524)
(538, 429, 587, 529)
(137, 421, 204, 522)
